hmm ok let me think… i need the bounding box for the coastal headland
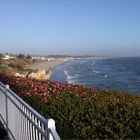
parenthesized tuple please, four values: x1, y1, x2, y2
(27, 60, 67, 80)
(0, 53, 97, 80)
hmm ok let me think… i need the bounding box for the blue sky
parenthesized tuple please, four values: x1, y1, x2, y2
(0, 0, 140, 56)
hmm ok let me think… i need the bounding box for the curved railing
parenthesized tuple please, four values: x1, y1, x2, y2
(0, 82, 60, 140)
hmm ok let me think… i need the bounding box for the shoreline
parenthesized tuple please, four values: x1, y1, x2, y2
(29, 60, 67, 71)
(28, 60, 69, 79)
(27, 58, 92, 80)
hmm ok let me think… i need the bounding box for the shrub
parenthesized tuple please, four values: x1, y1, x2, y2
(26, 55, 32, 59)
(17, 54, 25, 59)
(0, 74, 140, 139)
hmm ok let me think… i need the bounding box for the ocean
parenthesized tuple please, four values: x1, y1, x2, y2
(51, 57, 140, 94)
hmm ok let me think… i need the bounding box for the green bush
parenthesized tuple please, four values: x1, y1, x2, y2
(0, 74, 140, 139)
(23, 89, 140, 139)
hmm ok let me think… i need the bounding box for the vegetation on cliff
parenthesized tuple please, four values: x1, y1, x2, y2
(0, 56, 32, 74)
(0, 74, 140, 139)
(0, 56, 51, 80)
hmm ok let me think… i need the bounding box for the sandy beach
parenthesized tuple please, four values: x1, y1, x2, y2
(29, 60, 67, 71)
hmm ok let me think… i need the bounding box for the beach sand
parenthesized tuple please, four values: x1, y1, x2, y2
(29, 60, 66, 71)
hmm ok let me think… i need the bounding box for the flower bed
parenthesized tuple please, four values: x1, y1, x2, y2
(0, 73, 140, 139)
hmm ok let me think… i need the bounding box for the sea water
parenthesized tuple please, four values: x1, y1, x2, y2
(51, 57, 140, 94)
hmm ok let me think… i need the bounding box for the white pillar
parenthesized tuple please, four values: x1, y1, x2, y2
(47, 119, 56, 140)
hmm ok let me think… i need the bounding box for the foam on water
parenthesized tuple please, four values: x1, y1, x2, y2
(104, 74, 108, 78)
(64, 70, 79, 83)
(92, 69, 100, 74)
(74, 74, 80, 77)
(92, 69, 108, 78)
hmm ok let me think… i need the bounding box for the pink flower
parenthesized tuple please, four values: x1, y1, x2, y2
(33, 87, 37, 92)
(56, 91, 61, 94)
(80, 91, 87, 96)
(42, 97, 48, 104)
(93, 88, 97, 93)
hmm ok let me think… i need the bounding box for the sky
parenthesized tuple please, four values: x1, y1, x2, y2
(0, 0, 140, 56)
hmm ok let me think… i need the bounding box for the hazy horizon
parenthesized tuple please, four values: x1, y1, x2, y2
(0, 0, 140, 57)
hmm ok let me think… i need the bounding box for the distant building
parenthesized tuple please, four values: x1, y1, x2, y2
(47, 58, 55, 61)
(32, 56, 46, 60)
(3, 54, 15, 60)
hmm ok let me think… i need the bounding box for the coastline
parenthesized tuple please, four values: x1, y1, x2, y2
(29, 60, 68, 71)
(28, 60, 69, 79)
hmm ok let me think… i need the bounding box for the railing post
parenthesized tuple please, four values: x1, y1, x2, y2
(47, 119, 56, 140)
(5, 84, 9, 136)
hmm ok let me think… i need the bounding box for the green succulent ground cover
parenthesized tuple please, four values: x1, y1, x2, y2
(0, 74, 140, 139)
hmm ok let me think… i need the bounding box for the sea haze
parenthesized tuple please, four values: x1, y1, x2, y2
(51, 57, 140, 94)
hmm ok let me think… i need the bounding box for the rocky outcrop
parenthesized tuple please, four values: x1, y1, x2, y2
(27, 69, 52, 80)
(15, 73, 26, 78)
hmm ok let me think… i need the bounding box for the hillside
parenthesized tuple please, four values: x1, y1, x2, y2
(0, 56, 32, 74)
(0, 74, 140, 139)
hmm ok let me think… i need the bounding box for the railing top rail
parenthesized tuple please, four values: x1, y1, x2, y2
(0, 82, 5, 88)
(49, 128, 61, 140)
(0, 82, 47, 124)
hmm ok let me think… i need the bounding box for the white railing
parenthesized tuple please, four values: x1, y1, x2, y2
(0, 82, 60, 140)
